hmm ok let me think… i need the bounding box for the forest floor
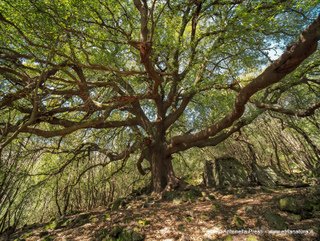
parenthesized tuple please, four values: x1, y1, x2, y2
(3, 186, 320, 241)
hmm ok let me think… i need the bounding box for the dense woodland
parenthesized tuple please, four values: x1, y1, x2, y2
(0, 0, 319, 240)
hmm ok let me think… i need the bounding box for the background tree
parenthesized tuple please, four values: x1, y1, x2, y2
(0, 0, 320, 194)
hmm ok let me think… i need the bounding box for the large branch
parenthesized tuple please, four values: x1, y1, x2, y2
(164, 95, 193, 129)
(169, 15, 320, 148)
(133, 0, 164, 108)
(168, 110, 263, 154)
(20, 118, 139, 138)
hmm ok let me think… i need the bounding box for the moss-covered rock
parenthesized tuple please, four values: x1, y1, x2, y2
(207, 194, 216, 201)
(127, 230, 145, 241)
(111, 198, 126, 211)
(90, 216, 100, 223)
(95, 228, 110, 241)
(45, 213, 91, 232)
(58, 218, 72, 228)
(288, 213, 302, 222)
(255, 166, 279, 187)
(162, 188, 202, 203)
(68, 213, 90, 228)
(279, 196, 319, 218)
(279, 197, 300, 213)
(245, 206, 254, 213)
(232, 215, 245, 228)
(210, 157, 251, 188)
(106, 226, 145, 241)
(177, 224, 185, 232)
(210, 202, 222, 216)
(264, 212, 287, 230)
(182, 188, 202, 202)
(162, 190, 180, 201)
(172, 198, 183, 205)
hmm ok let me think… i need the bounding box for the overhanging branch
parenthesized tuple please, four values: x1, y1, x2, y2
(169, 15, 320, 148)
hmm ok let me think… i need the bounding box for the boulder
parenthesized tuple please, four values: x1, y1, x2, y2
(279, 196, 316, 218)
(255, 166, 279, 187)
(203, 157, 250, 188)
(279, 197, 300, 213)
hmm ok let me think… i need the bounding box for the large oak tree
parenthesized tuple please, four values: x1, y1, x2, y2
(0, 0, 319, 192)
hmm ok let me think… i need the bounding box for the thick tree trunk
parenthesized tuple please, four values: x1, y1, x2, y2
(150, 155, 175, 192)
(147, 142, 179, 193)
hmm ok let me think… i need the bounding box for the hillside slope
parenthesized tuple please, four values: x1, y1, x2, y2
(2, 186, 320, 241)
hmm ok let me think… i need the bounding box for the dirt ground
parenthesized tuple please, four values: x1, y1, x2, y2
(4, 186, 320, 241)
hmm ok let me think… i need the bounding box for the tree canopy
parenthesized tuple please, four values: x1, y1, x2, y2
(0, 0, 320, 196)
(1, 0, 320, 234)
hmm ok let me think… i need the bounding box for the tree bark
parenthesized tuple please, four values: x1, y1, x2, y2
(146, 141, 179, 193)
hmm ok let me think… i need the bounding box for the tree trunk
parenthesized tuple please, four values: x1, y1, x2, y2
(147, 142, 179, 193)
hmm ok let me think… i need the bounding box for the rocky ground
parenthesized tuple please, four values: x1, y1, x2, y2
(2, 186, 320, 241)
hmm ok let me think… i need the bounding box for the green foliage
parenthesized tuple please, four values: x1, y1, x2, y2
(0, 0, 319, 232)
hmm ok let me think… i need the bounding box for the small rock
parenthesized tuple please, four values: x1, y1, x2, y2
(160, 227, 171, 235)
(245, 206, 254, 212)
(130, 230, 145, 241)
(232, 215, 245, 228)
(177, 224, 185, 232)
(279, 197, 300, 213)
(208, 194, 216, 200)
(264, 212, 287, 230)
(173, 198, 183, 205)
(288, 213, 301, 222)
(110, 225, 123, 237)
(89, 216, 99, 223)
(111, 198, 126, 211)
